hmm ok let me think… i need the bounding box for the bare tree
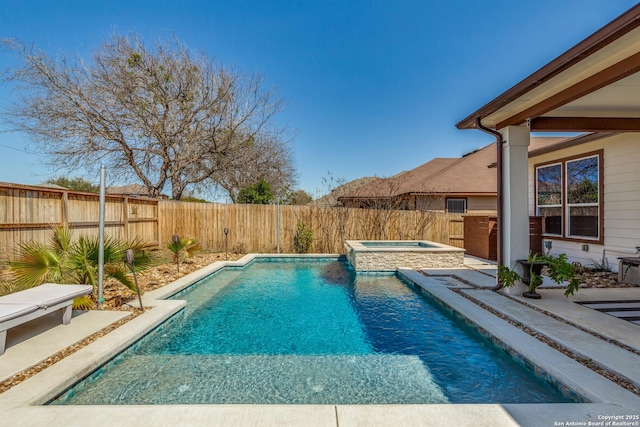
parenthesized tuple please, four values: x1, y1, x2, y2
(309, 172, 352, 252)
(350, 177, 406, 240)
(213, 133, 296, 202)
(1, 34, 294, 199)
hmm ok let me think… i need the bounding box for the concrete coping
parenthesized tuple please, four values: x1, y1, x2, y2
(345, 240, 465, 253)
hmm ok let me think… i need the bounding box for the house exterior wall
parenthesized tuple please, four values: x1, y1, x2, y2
(342, 195, 497, 213)
(466, 196, 497, 213)
(528, 133, 640, 272)
(415, 195, 444, 211)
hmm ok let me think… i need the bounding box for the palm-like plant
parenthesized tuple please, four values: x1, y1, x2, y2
(6, 226, 156, 308)
(166, 235, 200, 272)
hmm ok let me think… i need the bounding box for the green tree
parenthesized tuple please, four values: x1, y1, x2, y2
(283, 189, 313, 205)
(179, 196, 209, 203)
(237, 179, 273, 204)
(293, 222, 314, 254)
(44, 176, 99, 192)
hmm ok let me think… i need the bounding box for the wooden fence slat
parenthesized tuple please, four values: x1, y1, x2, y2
(0, 182, 469, 258)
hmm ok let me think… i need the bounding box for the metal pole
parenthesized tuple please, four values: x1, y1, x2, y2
(277, 196, 280, 254)
(98, 165, 106, 310)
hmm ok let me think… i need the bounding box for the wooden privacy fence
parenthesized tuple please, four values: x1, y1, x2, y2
(159, 201, 465, 254)
(0, 183, 158, 258)
(462, 215, 543, 261)
(0, 182, 464, 258)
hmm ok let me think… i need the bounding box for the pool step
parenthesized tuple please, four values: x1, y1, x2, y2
(57, 354, 448, 405)
(421, 268, 497, 288)
(464, 289, 640, 390)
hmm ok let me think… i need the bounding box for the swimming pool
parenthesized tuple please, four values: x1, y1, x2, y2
(53, 258, 573, 405)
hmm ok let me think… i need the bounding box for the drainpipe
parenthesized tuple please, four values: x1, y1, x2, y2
(475, 118, 504, 290)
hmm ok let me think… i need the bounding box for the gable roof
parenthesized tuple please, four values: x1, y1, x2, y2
(402, 144, 496, 195)
(457, 5, 640, 132)
(340, 143, 497, 200)
(340, 137, 571, 201)
(308, 176, 379, 206)
(106, 184, 168, 199)
(107, 184, 150, 195)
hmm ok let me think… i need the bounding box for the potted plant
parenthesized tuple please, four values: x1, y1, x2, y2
(498, 252, 581, 299)
(517, 253, 547, 299)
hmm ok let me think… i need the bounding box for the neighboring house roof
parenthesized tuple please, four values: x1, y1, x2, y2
(107, 184, 166, 198)
(340, 137, 571, 202)
(527, 132, 616, 157)
(34, 183, 69, 190)
(527, 136, 567, 152)
(340, 144, 496, 201)
(308, 177, 379, 207)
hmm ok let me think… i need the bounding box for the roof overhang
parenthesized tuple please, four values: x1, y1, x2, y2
(407, 192, 496, 197)
(457, 5, 640, 132)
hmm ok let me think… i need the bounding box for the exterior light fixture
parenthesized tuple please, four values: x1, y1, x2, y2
(224, 227, 229, 260)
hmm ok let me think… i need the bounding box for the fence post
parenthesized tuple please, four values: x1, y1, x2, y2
(61, 190, 69, 228)
(123, 196, 129, 241)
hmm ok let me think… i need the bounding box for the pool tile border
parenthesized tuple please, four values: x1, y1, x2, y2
(397, 268, 640, 409)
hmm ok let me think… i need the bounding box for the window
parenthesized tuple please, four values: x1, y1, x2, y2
(566, 155, 599, 238)
(535, 152, 601, 241)
(446, 198, 466, 214)
(536, 163, 562, 236)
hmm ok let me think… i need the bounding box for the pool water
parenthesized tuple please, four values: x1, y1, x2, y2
(55, 259, 573, 405)
(360, 241, 435, 248)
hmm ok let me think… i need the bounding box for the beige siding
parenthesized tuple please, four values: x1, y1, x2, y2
(528, 133, 640, 270)
(466, 196, 497, 213)
(415, 196, 444, 211)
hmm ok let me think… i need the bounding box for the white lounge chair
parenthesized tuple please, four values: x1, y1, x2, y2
(0, 283, 93, 355)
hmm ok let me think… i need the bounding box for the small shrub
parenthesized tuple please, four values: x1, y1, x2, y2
(7, 226, 156, 308)
(293, 222, 314, 254)
(589, 255, 611, 272)
(231, 241, 247, 254)
(167, 236, 200, 272)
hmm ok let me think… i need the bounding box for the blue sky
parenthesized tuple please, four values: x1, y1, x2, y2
(0, 0, 637, 200)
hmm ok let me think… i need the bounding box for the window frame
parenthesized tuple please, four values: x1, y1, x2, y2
(446, 197, 467, 214)
(536, 162, 563, 237)
(534, 150, 603, 244)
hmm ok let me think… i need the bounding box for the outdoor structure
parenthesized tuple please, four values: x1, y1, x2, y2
(107, 184, 169, 199)
(308, 177, 378, 207)
(457, 4, 640, 280)
(344, 240, 465, 271)
(338, 143, 497, 213)
(338, 139, 564, 214)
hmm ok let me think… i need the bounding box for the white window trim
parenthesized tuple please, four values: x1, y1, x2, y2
(536, 163, 563, 237)
(535, 152, 602, 242)
(446, 198, 466, 214)
(565, 155, 600, 240)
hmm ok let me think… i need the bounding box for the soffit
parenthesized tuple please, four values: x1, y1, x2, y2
(544, 71, 640, 117)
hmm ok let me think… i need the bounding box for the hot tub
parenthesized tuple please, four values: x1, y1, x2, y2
(344, 240, 465, 271)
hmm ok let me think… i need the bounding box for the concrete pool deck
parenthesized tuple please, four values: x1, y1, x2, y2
(1, 254, 640, 426)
